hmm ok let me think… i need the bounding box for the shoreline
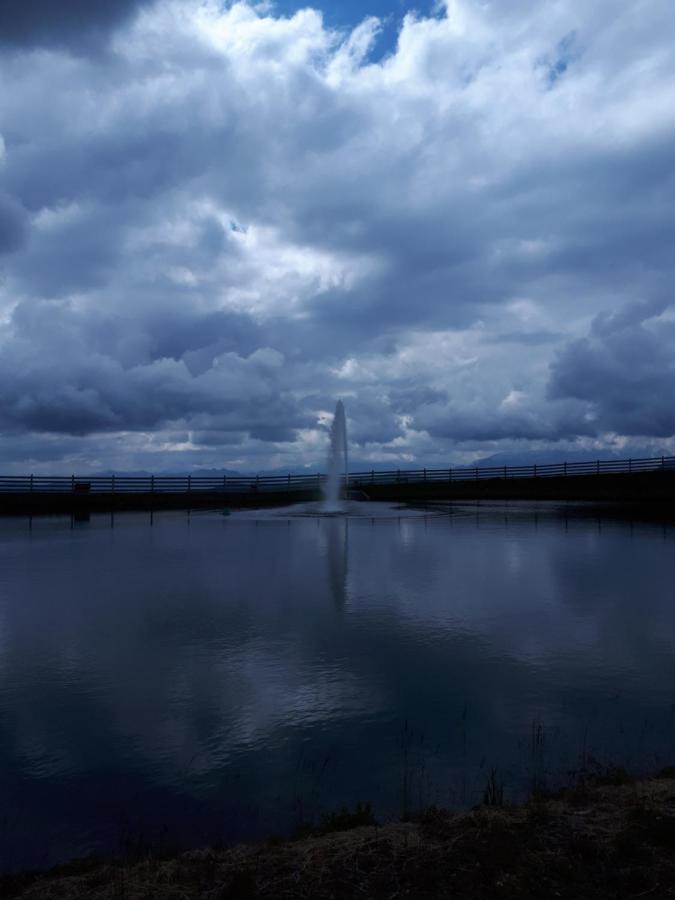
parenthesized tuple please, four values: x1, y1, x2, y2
(5, 770, 675, 898)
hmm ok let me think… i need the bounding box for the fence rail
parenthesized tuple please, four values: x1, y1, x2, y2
(0, 455, 673, 495)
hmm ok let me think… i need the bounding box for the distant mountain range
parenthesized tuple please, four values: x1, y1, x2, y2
(472, 447, 671, 468)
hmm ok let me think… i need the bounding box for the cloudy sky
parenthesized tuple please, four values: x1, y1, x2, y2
(0, 0, 674, 474)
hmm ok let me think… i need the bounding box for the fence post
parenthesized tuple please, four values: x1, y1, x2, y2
(448, 467, 452, 483)
(188, 474, 192, 492)
(398, 469, 401, 483)
(111, 474, 115, 493)
(628, 458, 632, 474)
(71, 474, 75, 492)
(423, 468, 427, 483)
(371, 470, 375, 484)
(596, 460, 600, 475)
(150, 474, 154, 493)
(475, 467, 478, 481)
(503, 466, 507, 480)
(29, 474, 33, 493)
(662, 456, 665, 468)
(533, 464, 537, 478)
(564, 461, 567, 476)
(223, 474, 227, 490)
(288, 473, 291, 487)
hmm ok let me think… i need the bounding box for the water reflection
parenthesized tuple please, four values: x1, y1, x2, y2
(0, 504, 674, 871)
(325, 517, 349, 611)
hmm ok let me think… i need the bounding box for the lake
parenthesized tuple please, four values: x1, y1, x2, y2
(1, 501, 674, 872)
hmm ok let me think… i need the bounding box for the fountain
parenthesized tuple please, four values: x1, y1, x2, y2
(323, 400, 349, 512)
(233, 400, 436, 520)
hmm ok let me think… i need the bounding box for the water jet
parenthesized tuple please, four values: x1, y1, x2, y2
(323, 400, 348, 513)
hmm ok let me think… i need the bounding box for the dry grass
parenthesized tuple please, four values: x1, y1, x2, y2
(5, 775, 675, 898)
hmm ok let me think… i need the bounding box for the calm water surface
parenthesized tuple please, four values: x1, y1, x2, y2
(1, 502, 675, 871)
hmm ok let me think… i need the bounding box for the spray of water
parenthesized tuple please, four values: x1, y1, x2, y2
(323, 400, 348, 512)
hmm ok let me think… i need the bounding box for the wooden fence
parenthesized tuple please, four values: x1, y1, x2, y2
(0, 455, 673, 495)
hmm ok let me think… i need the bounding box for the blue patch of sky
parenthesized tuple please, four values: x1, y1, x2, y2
(544, 30, 580, 87)
(269, 0, 441, 60)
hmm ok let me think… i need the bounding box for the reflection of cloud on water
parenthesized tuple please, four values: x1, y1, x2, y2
(0, 512, 385, 784)
(347, 514, 675, 676)
(216, 645, 375, 748)
(140, 642, 382, 780)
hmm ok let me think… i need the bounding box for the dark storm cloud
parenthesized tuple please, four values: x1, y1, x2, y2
(0, 192, 27, 253)
(0, 350, 309, 438)
(0, 298, 309, 439)
(389, 386, 449, 414)
(413, 401, 594, 444)
(0, 0, 153, 49)
(548, 301, 675, 438)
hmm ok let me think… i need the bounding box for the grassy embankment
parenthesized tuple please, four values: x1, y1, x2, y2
(4, 768, 675, 898)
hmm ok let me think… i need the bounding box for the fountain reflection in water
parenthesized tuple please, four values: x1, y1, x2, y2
(326, 517, 349, 610)
(323, 400, 348, 513)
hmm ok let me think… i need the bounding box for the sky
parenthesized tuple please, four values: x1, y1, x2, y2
(0, 0, 674, 474)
